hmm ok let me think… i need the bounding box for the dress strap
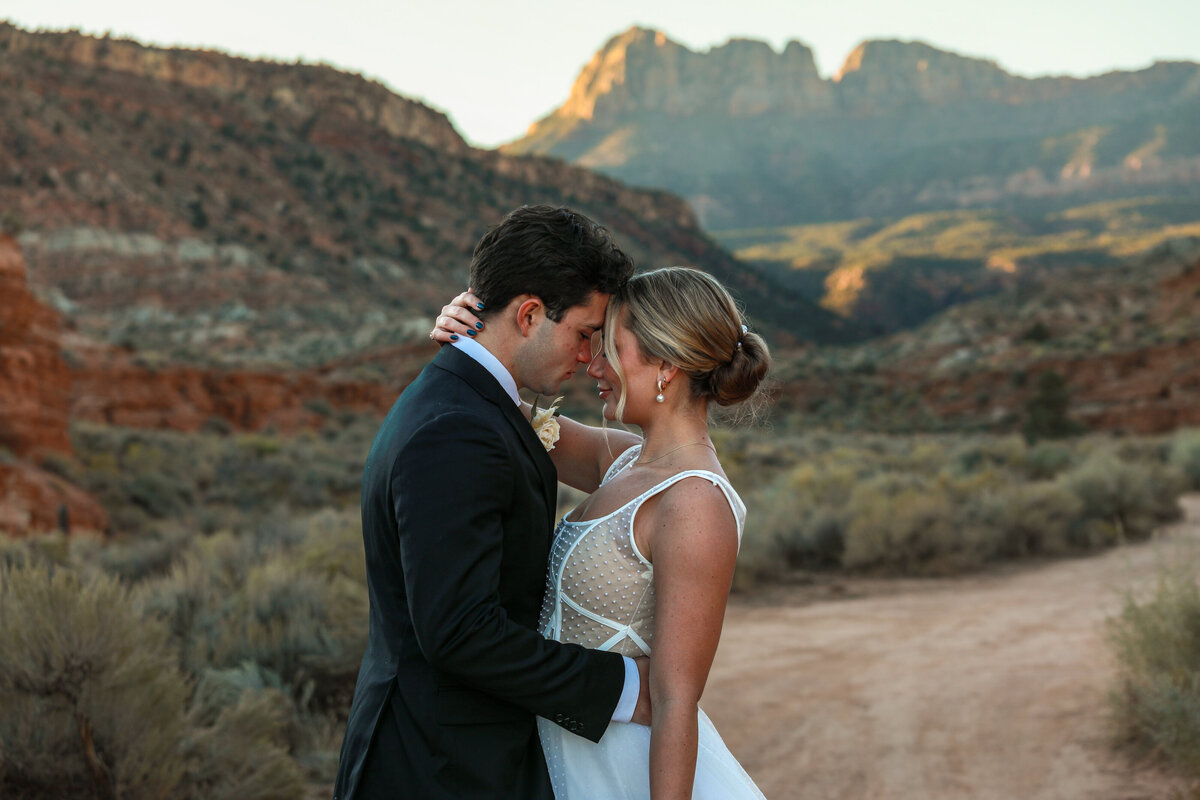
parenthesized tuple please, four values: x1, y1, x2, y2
(627, 469, 746, 563)
(600, 443, 642, 486)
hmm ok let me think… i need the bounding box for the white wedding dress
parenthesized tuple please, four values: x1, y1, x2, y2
(537, 445, 767, 799)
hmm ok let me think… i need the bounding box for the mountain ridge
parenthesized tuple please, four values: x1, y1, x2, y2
(0, 20, 855, 375)
(506, 27, 1200, 228)
(0, 21, 467, 154)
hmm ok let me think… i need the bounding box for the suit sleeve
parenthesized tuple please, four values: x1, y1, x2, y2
(393, 410, 625, 741)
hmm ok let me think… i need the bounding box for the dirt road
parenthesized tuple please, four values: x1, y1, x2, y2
(703, 496, 1200, 800)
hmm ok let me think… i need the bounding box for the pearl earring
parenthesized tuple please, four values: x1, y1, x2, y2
(656, 379, 665, 403)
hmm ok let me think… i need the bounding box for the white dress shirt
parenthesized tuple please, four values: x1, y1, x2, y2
(451, 338, 641, 723)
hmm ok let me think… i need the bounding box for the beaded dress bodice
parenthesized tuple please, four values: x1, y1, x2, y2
(537, 445, 745, 657)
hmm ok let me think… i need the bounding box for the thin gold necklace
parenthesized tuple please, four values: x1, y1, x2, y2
(637, 440, 716, 466)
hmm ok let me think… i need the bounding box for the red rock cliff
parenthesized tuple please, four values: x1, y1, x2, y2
(0, 234, 71, 457)
(0, 235, 108, 535)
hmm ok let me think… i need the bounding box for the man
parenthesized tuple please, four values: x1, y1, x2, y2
(334, 206, 646, 799)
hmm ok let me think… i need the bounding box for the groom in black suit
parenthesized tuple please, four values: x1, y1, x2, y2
(334, 206, 644, 799)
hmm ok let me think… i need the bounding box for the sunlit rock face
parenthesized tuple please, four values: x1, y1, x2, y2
(509, 27, 1200, 229)
(557, 27, 832, 123)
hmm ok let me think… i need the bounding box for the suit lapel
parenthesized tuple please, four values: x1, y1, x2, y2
(497, 398, 558, 517)
(432, 347, 558, 517)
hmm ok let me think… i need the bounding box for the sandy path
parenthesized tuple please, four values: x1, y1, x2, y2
(702, 496, 1200, 800)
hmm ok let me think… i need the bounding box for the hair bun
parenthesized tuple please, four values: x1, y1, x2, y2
(705, 331, 770, 406)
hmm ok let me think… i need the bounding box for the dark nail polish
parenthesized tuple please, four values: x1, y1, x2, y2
(477, 302, 485, 310)
(475, 322, 483, 330)
(450, 334, 459, 341)
(467, 329, 476, 336)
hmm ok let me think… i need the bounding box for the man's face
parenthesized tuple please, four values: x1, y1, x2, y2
(520, 292, 609, 397)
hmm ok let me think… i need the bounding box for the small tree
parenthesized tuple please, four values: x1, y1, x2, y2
(1023, 371, 1082, 442)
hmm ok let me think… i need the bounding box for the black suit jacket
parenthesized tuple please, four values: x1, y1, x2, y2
(333, 346, 626, 800)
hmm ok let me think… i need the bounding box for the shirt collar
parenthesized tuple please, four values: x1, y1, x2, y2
(451, 338, 520, 406)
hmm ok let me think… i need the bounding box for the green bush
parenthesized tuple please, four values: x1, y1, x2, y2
(1108, 566, 1200, 775)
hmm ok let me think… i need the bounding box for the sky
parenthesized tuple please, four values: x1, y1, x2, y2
(5, 0, 1200, 148)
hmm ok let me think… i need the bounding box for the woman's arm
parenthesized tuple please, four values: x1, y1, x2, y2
(432, 290, 640, 493)
(638, 479, 740, 800)
(519, 398, 640, 492)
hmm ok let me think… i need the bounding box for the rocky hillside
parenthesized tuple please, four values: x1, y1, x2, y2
(506, 27, 1200, 229)
(717, 197, 1200, 337)
(772, 237, 1200, 435)
(0, 21, 854, 375)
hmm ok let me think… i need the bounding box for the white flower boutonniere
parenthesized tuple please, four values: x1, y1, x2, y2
(530, 395, 563, 452)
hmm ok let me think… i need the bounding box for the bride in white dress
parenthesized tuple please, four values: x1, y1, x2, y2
(438, 267, 769, 799)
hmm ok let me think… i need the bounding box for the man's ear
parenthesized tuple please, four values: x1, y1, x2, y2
(514, 296, 545, 338)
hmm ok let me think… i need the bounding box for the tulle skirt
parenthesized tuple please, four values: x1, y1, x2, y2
(538, 709, 766, 799)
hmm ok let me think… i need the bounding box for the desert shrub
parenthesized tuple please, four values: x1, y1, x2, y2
(0, 563, 187, 799)
(0, 552, 324, 797)
(757, 470, 848, 568)
(70, 419, 372, 536)
(947, 435, 1026, 476)
(790, 509, 846, 568)
(841, 476, 967, 572)
(730, 429, 1193, 579)
(0, 533, 34, 569)
(730, 523, 787, 591)
(1170, 429, 1200, 490)
(181, 686, 305, 800)
(126, 472, 194, 518)
(96, 527, 193, 581)
(137, 515, 367, 717)
(1060, 453, 1185, 541)
(1108, 566, 1200, 775)
(1025, 441, 1076, 480)
(974, 481, 1087, 557)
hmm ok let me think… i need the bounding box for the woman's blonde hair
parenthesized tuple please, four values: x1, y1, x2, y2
(603, 267, 771, 423)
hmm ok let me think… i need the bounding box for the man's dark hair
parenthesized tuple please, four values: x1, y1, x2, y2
(469, 206, 634, 322)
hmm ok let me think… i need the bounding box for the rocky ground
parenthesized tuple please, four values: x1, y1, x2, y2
(703, 496, 1200, 799)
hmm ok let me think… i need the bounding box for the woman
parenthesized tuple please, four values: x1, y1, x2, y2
(433, 266, 769, 799)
